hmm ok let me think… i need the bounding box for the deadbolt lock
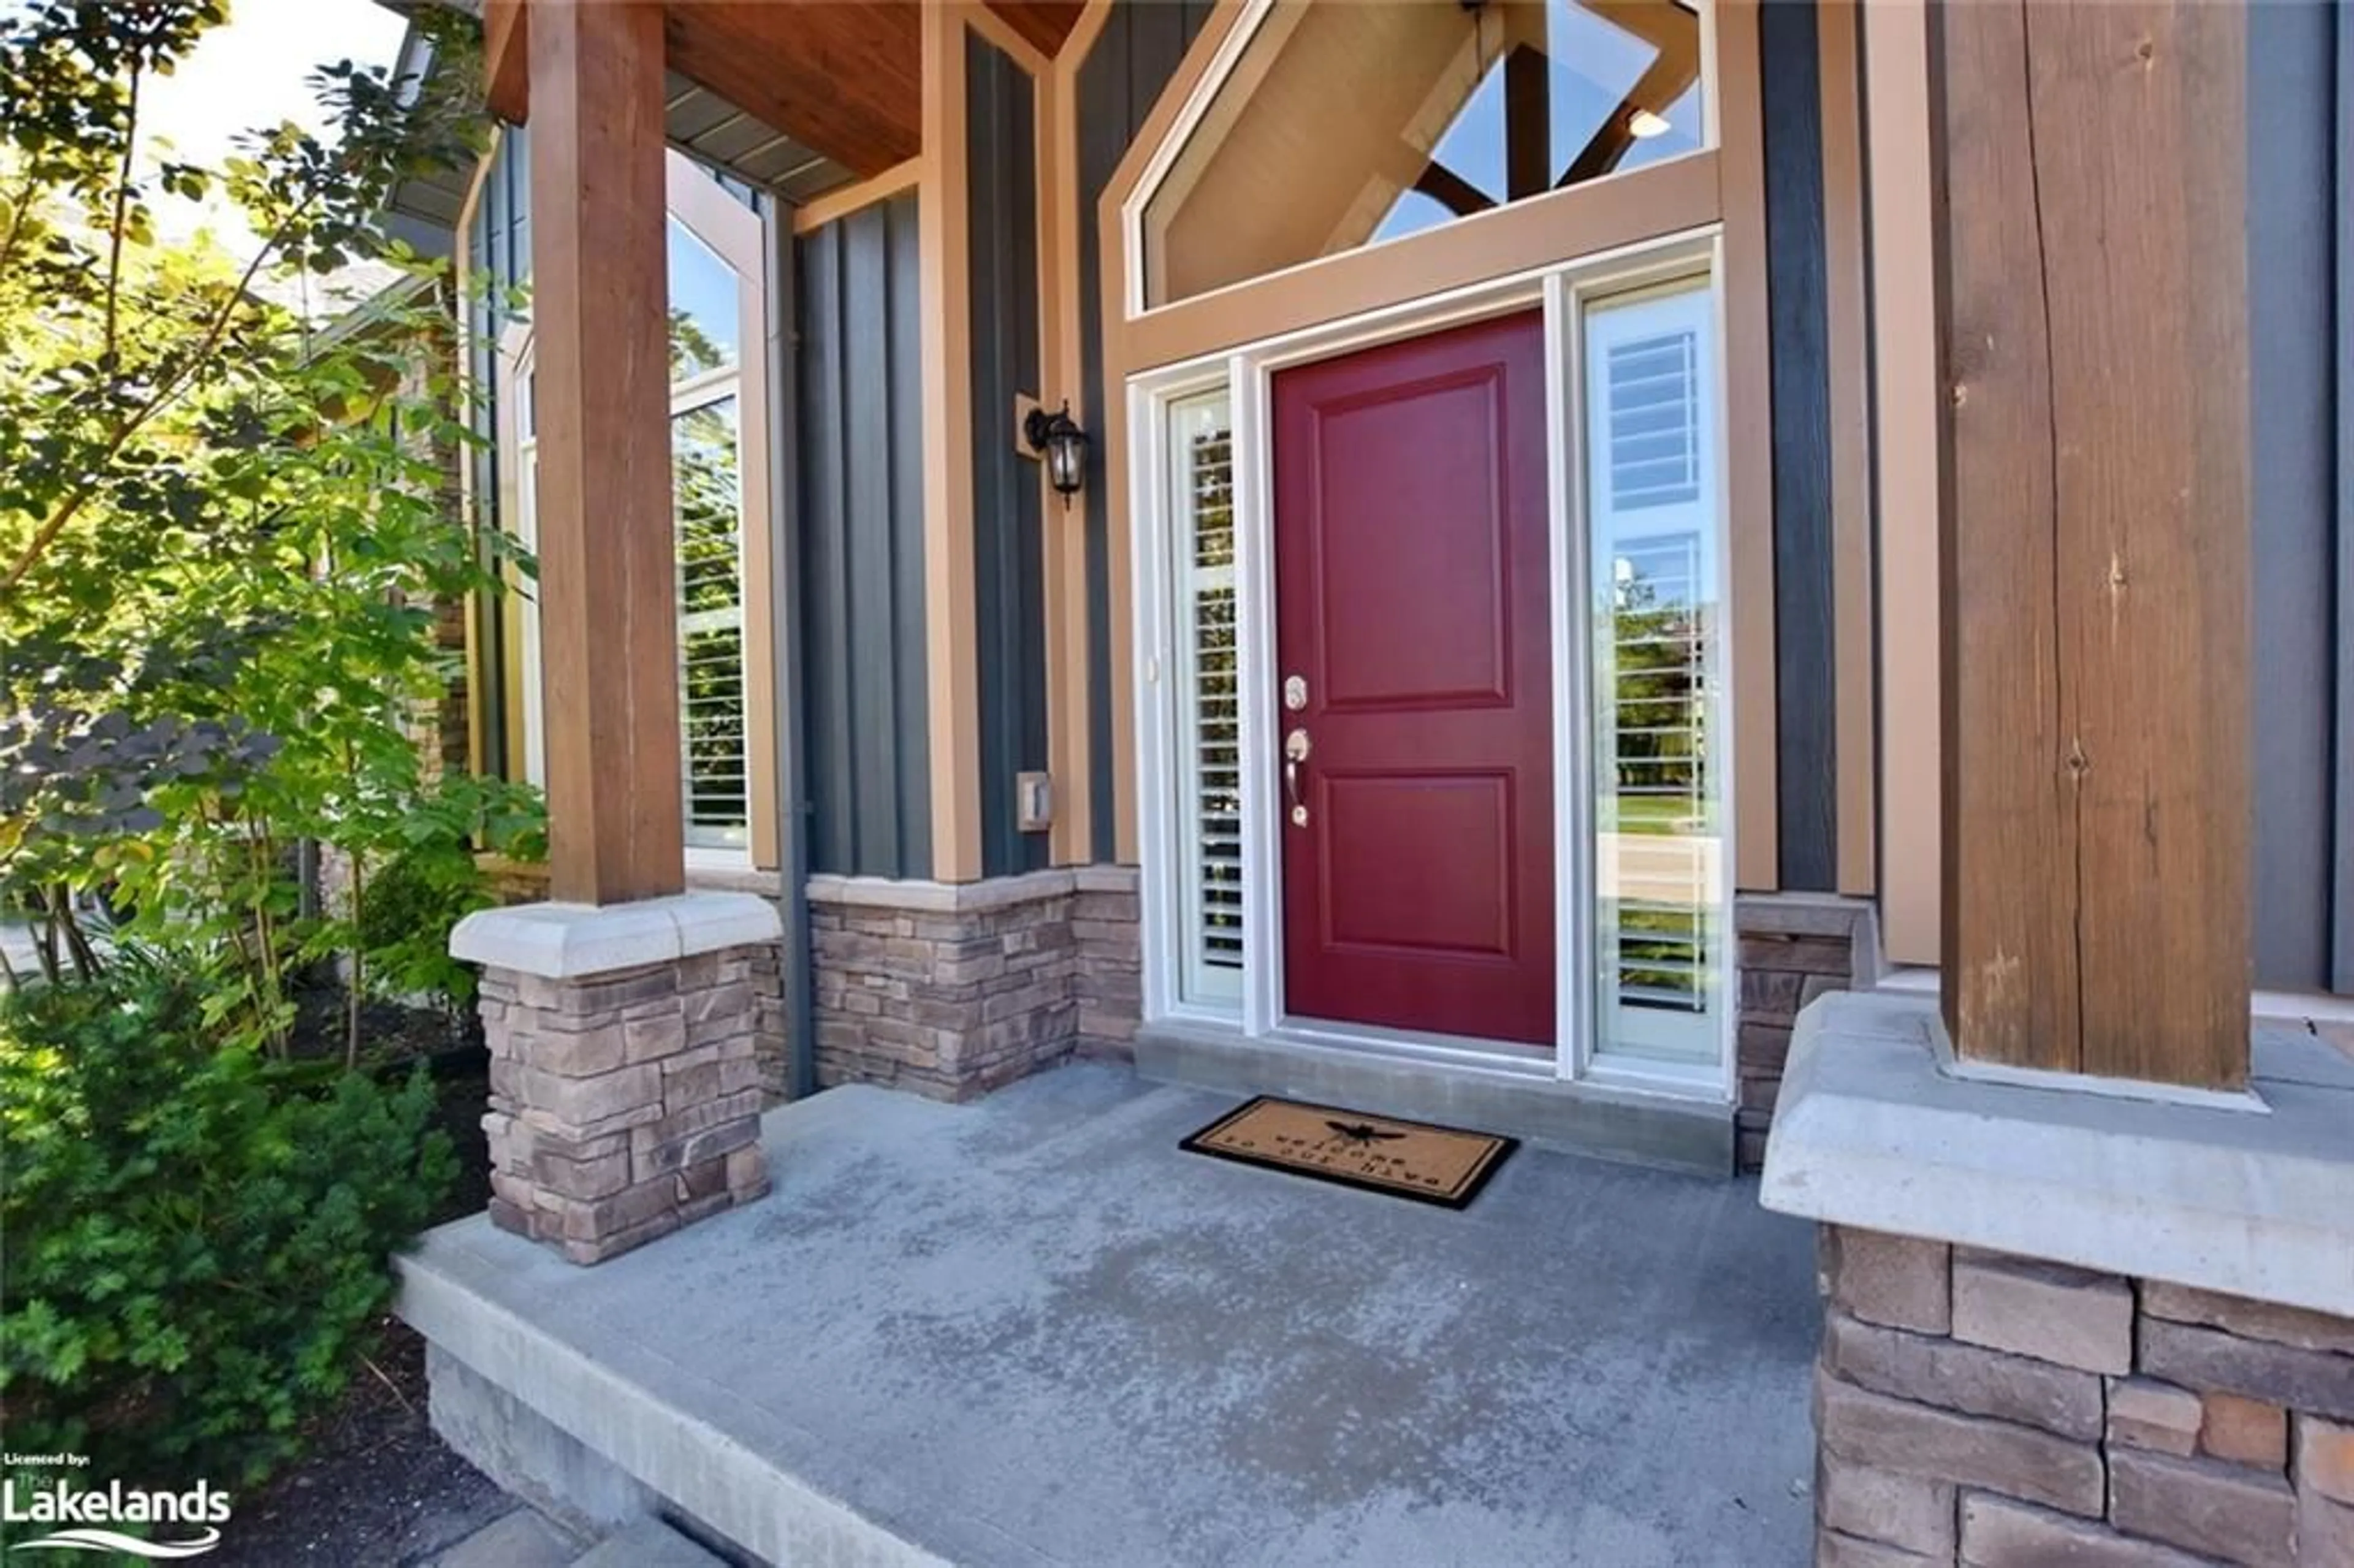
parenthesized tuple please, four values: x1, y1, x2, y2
(1283, 674, 1308, 712)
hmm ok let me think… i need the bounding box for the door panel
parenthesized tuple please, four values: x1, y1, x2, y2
(1274, 310, 1555, 1045)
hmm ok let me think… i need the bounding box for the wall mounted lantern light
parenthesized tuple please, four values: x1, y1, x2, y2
(1024, 400, 1089, 506)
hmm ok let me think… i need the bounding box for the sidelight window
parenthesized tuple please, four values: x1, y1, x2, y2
(1582, 278, 1723, 1066)
(1170, 390, 1244, 1006)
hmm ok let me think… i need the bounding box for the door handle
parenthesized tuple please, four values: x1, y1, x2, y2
(1283, 728, 1312, 826)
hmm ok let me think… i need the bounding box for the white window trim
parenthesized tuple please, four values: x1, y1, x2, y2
(1130, 229, 1737, 1105)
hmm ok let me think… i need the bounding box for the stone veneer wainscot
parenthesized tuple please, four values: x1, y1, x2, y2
(1734, 894, 1877, 1173)
(1767, 991, 2354, 1565)
(807, 867, 1141, 1102)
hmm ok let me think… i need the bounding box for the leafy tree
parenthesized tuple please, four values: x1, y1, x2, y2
(0, 1, 543, 1054)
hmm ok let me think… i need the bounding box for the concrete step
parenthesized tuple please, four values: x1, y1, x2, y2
(571, 1517, 728, 1568)
(431, 1507, 581, 1568)
(431, 1507, 725, 1568)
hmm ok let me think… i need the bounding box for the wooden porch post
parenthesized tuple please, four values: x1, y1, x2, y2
(1930, 0, 2249, 1085)
(527, 0, 685, 904)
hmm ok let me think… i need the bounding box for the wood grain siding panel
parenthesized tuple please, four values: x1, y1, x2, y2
(527, 0, 684, 904)
(1932, 0, 2250, 1084)
(1759, 0, 1837, 893)
(796, 194, 932, 878)
(967, 36, 1049, 877)
(2247, 0, 2337, 993)
(1075, 0, 1216, 863)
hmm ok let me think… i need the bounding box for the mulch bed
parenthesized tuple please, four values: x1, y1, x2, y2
(206, 1317, 511, 1567)
(210, 1019, 506, 1567)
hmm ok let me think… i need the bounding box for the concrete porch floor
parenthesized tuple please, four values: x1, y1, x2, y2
(398, 1064, 1820, 1567)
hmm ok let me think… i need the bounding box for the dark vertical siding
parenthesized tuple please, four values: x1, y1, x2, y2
(967, 37, 1049, 877)
(2249, 0, 2338, 992)
(1077, 0, 1216, 863)
(1759, 0, 1837, 893)
(2337, 3, 2354, 995)
(798, 194, 932, 878)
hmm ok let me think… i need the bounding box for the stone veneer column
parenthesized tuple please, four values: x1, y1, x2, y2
(1766, 992, 2354, 1565)
(1734, 895, 1877, 1172)
(452, 893, 783, 1264)
(1069, 867, 1141, 1059)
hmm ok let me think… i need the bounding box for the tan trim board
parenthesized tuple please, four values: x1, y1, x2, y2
(920, 6, 984, 882)
(1863, 0, 1940, 965)
(1819, 0, 1875, 897)
(1061, 0, 1114, 68)
(1713, 0, 1778, 894)
(1121, 152, 1722, 372)
(790, 158, 923, 235)
(1038, 50, 1094, 864)
(964, 0, 1054, 76)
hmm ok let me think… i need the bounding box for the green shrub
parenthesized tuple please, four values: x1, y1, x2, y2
(0, 975, 455, 1484)
(351, 839, 499, 1014)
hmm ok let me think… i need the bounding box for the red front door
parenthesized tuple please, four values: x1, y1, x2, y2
(1273, 311, 1555, 1046)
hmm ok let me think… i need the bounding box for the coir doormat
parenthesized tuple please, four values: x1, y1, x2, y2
(1179, 1097, 1517, 1209)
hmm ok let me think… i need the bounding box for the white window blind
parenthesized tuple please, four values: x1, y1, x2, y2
(672, 393, 748, 850)
(1172, 392, 1243, 1005)
(1583, 282, 1724, 1065)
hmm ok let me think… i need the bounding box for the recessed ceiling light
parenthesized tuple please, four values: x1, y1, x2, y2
(1628, 109, 1672, 140)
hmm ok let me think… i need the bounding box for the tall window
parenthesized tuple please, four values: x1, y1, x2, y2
(666, 217, 750, 853)
(1170, 391, 1242, 1005)
(1140, 0, 1705, 306)
(501, 156, 772, 865)
(1583, 278, 1722, 1065)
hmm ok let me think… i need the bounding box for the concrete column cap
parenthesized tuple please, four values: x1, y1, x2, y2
(1761, 992, 2354, 1318)
(451, 892, 783, 980)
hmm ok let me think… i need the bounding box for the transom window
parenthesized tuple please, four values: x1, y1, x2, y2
(1139, 0, 1705, 307)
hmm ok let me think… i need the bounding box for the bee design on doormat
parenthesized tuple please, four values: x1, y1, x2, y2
(1324, 1119, 1407, 1146)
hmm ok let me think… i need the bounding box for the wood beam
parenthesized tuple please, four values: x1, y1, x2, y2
(528, 0, 685, 904)
(1932, 0, 2249, 1084)
(483, 0, 527, 123)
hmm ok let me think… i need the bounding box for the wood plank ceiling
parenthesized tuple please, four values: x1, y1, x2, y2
(485, 1, 1088, 178)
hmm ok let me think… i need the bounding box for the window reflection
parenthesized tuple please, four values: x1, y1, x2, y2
(1143, 0, 1704, 306)
(1583, 281, 1723, 1067)
(673, 397, 748, 849)
(667, 218, 740, 378)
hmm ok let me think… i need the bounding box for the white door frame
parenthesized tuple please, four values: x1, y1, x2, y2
(1130, 227, 1736, 1105)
